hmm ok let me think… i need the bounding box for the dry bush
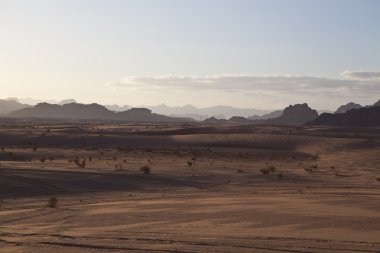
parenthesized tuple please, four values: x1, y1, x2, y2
(304, 167, 313, 172)
(237, 169, 244, 173)
(187, 161, 193, 167)
(278, 173, 283, 179)
(73, 157, 86, 168)
(39, 157, 46, 163)
(260, 168, 270, 174)
(260, 166, 276, 175)
(140, 165, 151, 174)
(47, 197, 58, 208)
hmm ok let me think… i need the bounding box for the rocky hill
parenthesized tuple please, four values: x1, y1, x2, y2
(335, 102, 362, 114)
(267, 103, 318, 124)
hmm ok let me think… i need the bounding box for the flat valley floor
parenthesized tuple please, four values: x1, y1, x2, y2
(0, 123, 379, 252)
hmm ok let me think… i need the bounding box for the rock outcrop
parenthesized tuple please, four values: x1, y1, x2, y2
(267, 103, 318, 124)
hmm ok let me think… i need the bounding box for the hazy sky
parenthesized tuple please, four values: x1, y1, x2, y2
(0, 0, 379, 110)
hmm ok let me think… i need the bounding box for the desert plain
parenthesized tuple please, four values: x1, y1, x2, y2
(0, 122, 379, 252)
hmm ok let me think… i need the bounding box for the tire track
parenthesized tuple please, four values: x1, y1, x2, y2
(1, 232, 379, 253)
(0, 170, 67, 194)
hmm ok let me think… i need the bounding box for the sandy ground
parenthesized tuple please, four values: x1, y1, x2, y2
(0, 123, 379, 252)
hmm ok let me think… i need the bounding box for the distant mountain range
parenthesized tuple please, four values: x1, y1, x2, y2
(7, 103, 194, 122)
(144, 104, 269, 120)
(2, 98, 380, 126)
(0, 99, 31, 116)
(203, 103, 319, 125)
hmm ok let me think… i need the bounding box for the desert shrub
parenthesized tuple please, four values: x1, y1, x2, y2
(32, 146, 38, 152)
(376, 178, 380, 182)
(260, 165, 276, 175)
(237, 169, 244, 173)
(187, 161, 193, 167)
(47, 197, 58, 208)
(49, 157, 54, 161)
(330, 166, 335, 169)
(304, 167, 313, 172)
(73, 157, 86, 168)
(310, 164, 318, 169)
(140, 165, 151, 174)
(260, 168, 270, 174)
(39, 157, 46, 163)
(278, 173, 283, 179)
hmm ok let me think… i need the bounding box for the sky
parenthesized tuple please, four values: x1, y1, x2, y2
(0, 0, 379, 110)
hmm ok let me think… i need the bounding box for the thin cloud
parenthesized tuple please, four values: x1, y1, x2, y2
(341, 70, 380, 81)
(107, 73, 380, 95)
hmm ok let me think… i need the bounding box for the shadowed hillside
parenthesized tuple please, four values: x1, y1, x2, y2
(311, 106, 380, 127)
